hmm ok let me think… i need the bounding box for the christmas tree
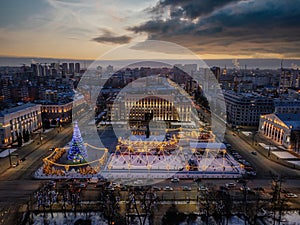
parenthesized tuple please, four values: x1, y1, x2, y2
(67, 121, 88, 163)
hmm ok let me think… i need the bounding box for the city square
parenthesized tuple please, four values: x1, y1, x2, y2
(1, 0, 300, 224)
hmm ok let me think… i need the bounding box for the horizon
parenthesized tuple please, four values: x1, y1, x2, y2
(1, 55, 300, 70)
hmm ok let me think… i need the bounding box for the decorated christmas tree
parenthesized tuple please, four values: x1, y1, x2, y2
(67, 121, 88, 163)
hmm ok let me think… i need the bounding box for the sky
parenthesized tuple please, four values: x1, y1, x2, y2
(0, 0, 300, 60)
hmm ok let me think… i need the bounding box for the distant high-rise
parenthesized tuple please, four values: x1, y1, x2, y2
(211, 66, 221, 82)
(75, 63, 80, 73)
(106, 65, 114, 73)
(62, 63, 68, 74)
(69, 63, 75, 74)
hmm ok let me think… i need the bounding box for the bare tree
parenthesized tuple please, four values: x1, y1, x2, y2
(125, 186, 160, 225)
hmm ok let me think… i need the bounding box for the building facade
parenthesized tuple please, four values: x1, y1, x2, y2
(259, 113, 300, 151)
(223, 91, 274, 127)
(0, 103, 42, 147)
(41, 94, 86, 124)
(274, 98, 300, 114)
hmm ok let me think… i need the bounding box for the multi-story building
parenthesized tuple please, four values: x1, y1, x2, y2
(0, 103, 42, 147)
(107, 80, 193, 127)
(274, 98, 300, 114)
(69, 63, 75, 75)
(222, 91, 274, 127)
(75, 63, 80, 73)
(41, 94, 86, 124)
(259, 113, 300, 151)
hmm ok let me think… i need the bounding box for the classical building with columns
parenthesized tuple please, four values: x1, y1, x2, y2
(0, 103, 42, 147)
(259, 113, 300, 151)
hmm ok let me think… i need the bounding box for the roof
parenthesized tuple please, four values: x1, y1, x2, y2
(276, 113, 300, 130)
(0, 103, 39, 117)
(190, 142, 226, 149)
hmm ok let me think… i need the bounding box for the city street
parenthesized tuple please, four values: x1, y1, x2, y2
(225, 131, 300, 179)
(0, 125, 73, 225)
(1, 123, 300, 225)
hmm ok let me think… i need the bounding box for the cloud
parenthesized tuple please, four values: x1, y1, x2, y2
(129, 0, 300, 58)
(150, 0, 241, 19)
(91, 29, 132, 44)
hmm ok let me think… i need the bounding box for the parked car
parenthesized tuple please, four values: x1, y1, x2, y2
(225, 183, 236, 188)
(152, 186, 161, 191)
(251, 151, 257, 155)
(133, 180, 143, 185)
(285, 193, 298, 198)
(198, 186, 208, 191)
(182, 186, 191, 191)
(171, 178, 180, 183)
(78, 183, 87, 188)
(164, 186, 174, 191)
(240, 187, 251, 192)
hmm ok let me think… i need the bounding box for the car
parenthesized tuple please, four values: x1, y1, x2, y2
(12, 162, 19, 167)
(171, 178, 180, 183)
(182, 186, 191, 191)
(198, 186, 208, 191)
(49, 147, 55, 151)
(164, 186, 173, 191)
(246, 171, 257, 177)
(225, 183, 236, 188)
(133, 180, 143, 185)
(251, 151, 257, 155)
(88, 177, 99, 184)
(105, 185, 115, 191)
(285, 193, 298, 198)
(152, 186, 161, 191)
(240, 187, 251, 192)
(79, 183, 87, 188)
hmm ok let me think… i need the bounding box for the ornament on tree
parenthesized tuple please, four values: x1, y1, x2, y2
(67, 121, 88, 163)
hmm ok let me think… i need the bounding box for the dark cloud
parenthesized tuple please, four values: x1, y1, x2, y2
(151, 0, 240, 19)
(92, 29, 132, 44)
(129, 0, 300, 57)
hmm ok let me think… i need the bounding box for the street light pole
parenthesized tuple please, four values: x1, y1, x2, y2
(8, 149, 12, 167)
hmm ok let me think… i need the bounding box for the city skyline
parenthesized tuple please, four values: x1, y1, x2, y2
(0, 0, 300, 60)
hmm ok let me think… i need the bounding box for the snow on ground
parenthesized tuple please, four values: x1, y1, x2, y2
(287, 160, 300, 166)
(43, 128, 54, 133)
(242, 131, 252, 136)
(259, 143, 277, 150)
(22, 139, 34, 147)
(0, 148, 17, 158)
(31, 212, 108, 225)
(272, 151, 298, 159)
(283, 210, 300, 224)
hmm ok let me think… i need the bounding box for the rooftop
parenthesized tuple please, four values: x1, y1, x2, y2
(276, 113, 300, 130)
(0, 103, 39, 117)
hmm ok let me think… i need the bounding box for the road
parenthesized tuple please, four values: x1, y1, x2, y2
(0, 125, 72, 225)
(225, 131, 300, 179)
(1, 122, 300, 224)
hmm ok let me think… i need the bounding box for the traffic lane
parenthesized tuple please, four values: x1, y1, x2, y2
(225, 132, 300, 179)
(0, 126, 72, 181)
